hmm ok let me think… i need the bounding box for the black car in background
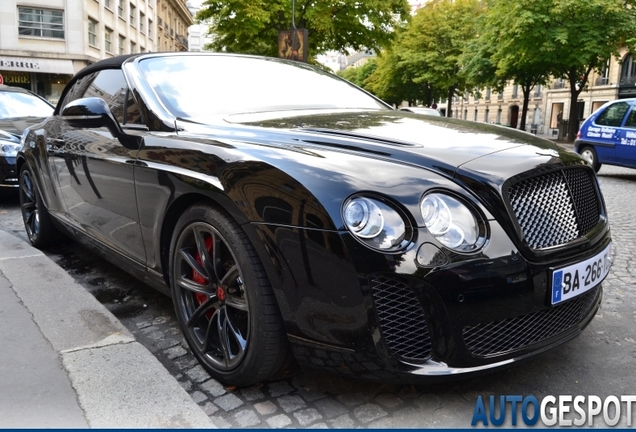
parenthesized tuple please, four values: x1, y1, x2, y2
(0, 85, 54, 193)
(17, 53, 612, 386)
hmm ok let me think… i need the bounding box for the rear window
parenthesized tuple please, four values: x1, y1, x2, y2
(595, 102, 630, 127)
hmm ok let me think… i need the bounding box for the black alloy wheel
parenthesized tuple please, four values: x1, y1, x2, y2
(19, 165, 61, 248)
(169, 204, 290, 386)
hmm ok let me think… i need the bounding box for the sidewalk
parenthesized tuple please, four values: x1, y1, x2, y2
(0, 230, 214, 428)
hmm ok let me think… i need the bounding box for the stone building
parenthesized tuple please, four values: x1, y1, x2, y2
(450, 49, 632, 139)
(0, 0, 191, 104)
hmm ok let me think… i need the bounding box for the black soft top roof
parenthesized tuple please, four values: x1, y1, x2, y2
(54, 53, 142, 113)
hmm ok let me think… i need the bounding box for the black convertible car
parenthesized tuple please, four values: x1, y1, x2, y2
(17, 53, 612, 386)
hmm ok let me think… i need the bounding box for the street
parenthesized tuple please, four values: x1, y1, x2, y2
(1, 162, 635, 428)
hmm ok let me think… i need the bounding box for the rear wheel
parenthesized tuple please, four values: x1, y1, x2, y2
(169, 204, 291, 386)
(580, 146, 601, 173)
(19, 164, 62, 248)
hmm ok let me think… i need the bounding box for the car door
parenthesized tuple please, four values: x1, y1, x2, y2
(614, 101, 636, 167)
(49, 68, 146, 264)
(584, 101, 631, 163)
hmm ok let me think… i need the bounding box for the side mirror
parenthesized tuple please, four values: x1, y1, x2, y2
(62, 97, 124, 138)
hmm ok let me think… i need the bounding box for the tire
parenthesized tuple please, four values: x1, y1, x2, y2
(580, 146, 601, 173)
(19, 164, 63, 248)
(169, 203, 291, 386)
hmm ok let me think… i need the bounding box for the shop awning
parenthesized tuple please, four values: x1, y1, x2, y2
(0, 56, 75, 74)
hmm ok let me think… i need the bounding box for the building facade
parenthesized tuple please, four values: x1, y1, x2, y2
(450, 50, 631, 139)
(0, 0, 191, 104)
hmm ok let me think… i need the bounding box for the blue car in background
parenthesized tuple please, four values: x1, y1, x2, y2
(575, 98, 636, 172)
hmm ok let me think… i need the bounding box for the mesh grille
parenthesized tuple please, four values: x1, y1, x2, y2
(463, 287, 600, 357)
(370, 276, 431, 361)
(507, 168, 601, 249)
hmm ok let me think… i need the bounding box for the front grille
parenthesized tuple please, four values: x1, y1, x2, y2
(370, 276, 431, 361)
(463, 287, 600, 357)
(507, 167, 601, 249)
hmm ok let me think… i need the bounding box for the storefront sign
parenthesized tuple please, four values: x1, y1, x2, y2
(0, 56, 74, 74)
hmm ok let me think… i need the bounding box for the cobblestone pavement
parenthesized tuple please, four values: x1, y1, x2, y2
(1, 162, 635, 428)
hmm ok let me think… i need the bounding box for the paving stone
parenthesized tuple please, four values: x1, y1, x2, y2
(152, 316, 171, 325)
(214, 393, 244, 411)
(329, 414, 355, 428)
(278, 394, 306, 413)
(266, 414, 293, 428)
(308, 423, 329, 428)
(174, 357, 198, 370)
(314, 398, 349, 419)
(353, 403, 388, 423)
(375, 392, 404, 409)
(254, 401, 278, 416)
(209, 416, 232, 428)
(135, 320, 152, 329)
(240, 386, 265, 401)
(201, 401, 220, 416)
(295, 386, 327, 402)
(179, 380, 193, 391)
(337, 392, 369, 407)
(185, 365, 210, 383)
(155, 338, 180, 350)
(234, 409, 261, 427)
(200, 378, 227, 397)
(268, 380, 294, 397)
(191, 390, 208, 404)
(293, 408, 323, 426)
(164, 345, 188, 360)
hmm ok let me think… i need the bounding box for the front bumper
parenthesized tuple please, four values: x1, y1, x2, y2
(262, 223, 610, 382)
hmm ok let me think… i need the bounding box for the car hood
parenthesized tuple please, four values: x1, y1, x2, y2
(228, 110, 570, 179)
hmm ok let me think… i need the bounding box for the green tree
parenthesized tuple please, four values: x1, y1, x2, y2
(483, 0, 636, 141)
(337, 59, 378, 95)
(366, 36, 440, 108)
(399, 0, 484, 117)
(196, 0, 410, 59)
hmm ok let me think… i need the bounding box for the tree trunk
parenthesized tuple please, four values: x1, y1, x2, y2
(520, 83, 531, 132)
(567, 68, 582, 143)
(446, 87, 455, 118)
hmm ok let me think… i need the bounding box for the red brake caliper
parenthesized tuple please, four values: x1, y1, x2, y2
(193, 236, 214, 316)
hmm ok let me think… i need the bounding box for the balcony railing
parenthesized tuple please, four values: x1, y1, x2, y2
(595, 77, 609, 86)
(620, 76, 636, 86)
(552, 81, 565, 89)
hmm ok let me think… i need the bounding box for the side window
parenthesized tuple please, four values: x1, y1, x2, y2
(59, 73, 97, 110)
(623, 107, 636, 129)
(595, 102, 630, 127)
(79, 69, 144, 126)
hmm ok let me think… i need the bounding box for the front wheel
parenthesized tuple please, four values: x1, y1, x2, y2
(169, 204, 291, 386)
(580, 146, 601, 173)
(19, 164, 63, 248)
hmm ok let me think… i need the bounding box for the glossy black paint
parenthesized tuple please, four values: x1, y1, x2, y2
(17, 53, 611, 382)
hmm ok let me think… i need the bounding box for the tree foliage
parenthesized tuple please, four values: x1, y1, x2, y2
(396, 0, 484, 116)
(196, 0, 410, 58)
(481, 0, 636, 140)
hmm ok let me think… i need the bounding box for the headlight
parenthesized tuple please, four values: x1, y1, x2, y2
(343, 196, 411, 251)
(0, 142, 19, 157)
(420, 193, 486, 252)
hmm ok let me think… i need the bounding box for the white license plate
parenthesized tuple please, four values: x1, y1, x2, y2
(551, 243, 612, 305)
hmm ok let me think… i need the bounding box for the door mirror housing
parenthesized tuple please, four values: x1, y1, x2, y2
(62, 97, 124, 138)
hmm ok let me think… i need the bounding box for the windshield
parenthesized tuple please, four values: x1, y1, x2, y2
(0, 91, 54, 119)
(138, 55, 388, 122)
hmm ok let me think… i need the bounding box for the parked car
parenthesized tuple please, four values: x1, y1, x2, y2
(399, 106, 442, 116)
(575, 98, 636, 172)
(0, 85, 54, 193)
(18, 53, 611, 386)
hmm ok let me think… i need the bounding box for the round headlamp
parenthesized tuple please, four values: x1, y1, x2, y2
(420, 193, 486, 252)
(343, 196, 411, 251)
